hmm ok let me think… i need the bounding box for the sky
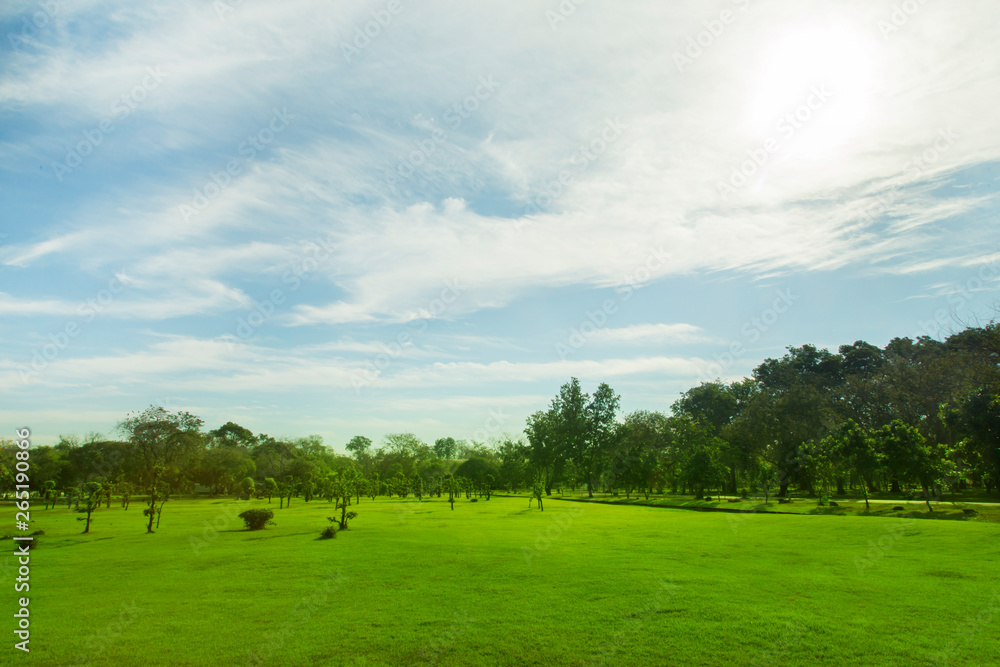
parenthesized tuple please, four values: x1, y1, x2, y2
(1, 0, 999, 450)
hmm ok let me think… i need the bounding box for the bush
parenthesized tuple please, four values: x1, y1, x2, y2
(470, 498, 478, 503)
(238, 508, 275, 530)
(320, 526, 337, 539)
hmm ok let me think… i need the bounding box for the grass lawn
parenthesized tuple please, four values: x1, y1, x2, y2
(2, 495, 999, 666)
(546, 491, 1000, 523)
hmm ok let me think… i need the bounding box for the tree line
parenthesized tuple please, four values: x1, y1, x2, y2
(2, 324, 997, 530)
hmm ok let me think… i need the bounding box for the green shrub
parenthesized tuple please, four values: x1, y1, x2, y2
(320, 526, 337, 539)
(238, 508, 275, 530)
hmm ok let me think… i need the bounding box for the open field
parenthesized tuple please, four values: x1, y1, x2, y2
(3, 495, 999, 666)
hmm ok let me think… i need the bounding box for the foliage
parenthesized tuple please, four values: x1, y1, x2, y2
(238, 508, 275, 531)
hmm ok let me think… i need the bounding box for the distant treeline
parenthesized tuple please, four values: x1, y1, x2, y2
(3, 325, 998, 516)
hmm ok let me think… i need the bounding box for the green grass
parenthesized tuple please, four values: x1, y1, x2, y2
(3, 495, 999, 666)
(548, 491, 1000, 523)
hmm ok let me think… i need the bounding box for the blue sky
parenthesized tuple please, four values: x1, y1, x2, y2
(2, 0, 999, 450)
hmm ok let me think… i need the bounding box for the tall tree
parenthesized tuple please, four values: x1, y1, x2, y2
(118, 406, 203, 533)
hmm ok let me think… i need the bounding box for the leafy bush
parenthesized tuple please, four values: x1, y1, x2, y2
(345, 511, 357, 520)
(320, 526, 337, 539)
(238, 508, 275, 530)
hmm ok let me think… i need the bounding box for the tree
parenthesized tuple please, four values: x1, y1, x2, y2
(947, 387, 1000, 494)
(262, 477, 278, 503)
(453, 457, 499, 494)
(80, 482, 103, 533)
(444, 473, 456, 510)
(117, 406, 203, 533)
(331, 468, 359, 529)
(680, 441, 726, 499)
(525, 410, 562, 495)
(346, 435, 373, 459)
(584, 382, 621, 497)
(240, 476, 256, 500)
(208, 422, 257, 449)
(875, 420, 944, 511)
(832, 420, 882, 510)
(531, 474, 545, 511)
(42, 480, 57, 510)
(433, 437, 458, 460)
(672, 381, 741, 433)
(197, 446, 255, 495)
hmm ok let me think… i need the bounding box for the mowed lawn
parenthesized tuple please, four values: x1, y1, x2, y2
(3, 495, 999, 666)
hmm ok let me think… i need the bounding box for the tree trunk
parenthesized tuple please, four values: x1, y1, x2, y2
(921, 484, 934, 512)
(836, 477, 845, 495)
(890, 478, 901, 494)
(778, 482, 789, 497)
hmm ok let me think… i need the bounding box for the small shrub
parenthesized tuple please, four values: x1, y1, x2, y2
(829, 501, 839, 507)
(703, 496, 712, 502)
(470, 498, 478, 503)
(892, 506, 905, 511)
(238, 508, 275, 531)
(320, 526, 337, 539)
(346, 511, 358, 520)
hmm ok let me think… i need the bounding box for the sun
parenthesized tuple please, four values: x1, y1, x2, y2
(744, 22, 880, 161)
